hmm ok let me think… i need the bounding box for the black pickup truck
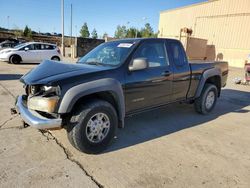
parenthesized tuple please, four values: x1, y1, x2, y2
(15, 38, 228, 153)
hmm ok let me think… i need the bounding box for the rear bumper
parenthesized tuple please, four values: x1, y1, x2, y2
(16, 95, 62, 130)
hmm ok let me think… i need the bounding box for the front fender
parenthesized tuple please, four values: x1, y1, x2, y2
(58, 78, 125, 125)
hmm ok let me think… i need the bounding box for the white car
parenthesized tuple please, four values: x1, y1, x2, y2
(0, 42, 62, 64)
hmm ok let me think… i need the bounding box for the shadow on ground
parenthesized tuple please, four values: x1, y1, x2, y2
(105, 89, 250, 153)
(0, 74, 23, 81)
(20, 63, 40, 65)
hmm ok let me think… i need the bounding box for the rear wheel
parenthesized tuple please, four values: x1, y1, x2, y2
(51, 56, 60, 61)
(66, 99, 118, 154)
(194, 83, 218, 114)
(9, 55, 21, 64)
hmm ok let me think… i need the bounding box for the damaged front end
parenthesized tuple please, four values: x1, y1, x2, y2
(15, 84, 62, 130)
(12, 60, 93, 130)
(26, 85, 60, 113)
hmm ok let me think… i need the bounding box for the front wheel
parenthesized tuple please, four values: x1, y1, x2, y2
(66, 99, 118, 154)
(9, 55, 21, 64)
(194, 83, 218, 114)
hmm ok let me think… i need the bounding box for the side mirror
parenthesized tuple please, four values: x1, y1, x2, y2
(129, 58, 148, 71)
(24, 47, 29, 51)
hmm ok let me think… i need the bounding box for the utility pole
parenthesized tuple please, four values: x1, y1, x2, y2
(75, 25, 77, 38)
(61, 0, 65, 56)
(75, 25, 78, 58)
(70, 3, 73, 45)
(7, 16, 10, 31)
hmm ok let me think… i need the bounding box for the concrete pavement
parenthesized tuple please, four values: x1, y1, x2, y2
(0, 61, 250, 188)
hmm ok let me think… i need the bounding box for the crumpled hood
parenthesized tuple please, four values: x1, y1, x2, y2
(20, 60, 111, 85)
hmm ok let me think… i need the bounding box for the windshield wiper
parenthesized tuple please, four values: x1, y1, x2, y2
(85, 61, 103, 66)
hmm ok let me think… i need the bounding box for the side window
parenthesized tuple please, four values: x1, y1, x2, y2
(40, 44, 54, 50)
(49, 45, 56, 50)
(20, 44, 34, 50)
(133, 41, 169, 67)
(40, 44, 45, 50)
(34, 44, 41, 50)
(2, 43, 10, 47)
(28, 44, 34, 50)
(170, 42, 187, 66)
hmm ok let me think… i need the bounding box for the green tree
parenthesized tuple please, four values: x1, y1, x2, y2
(140, 23, 154, 38)
(13, 27, 23, 37)
(126, 27, 141, 38)
(114, 25, 127, 39)
(0, 27, 8, 31)
(23, 25, 32, 38)
(80, 22, 90, 38)
(154, 30, 159, 38)
(91, 28, 98, 39)
(14, 29, 23, 37)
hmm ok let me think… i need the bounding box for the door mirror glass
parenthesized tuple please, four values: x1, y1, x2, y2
(129, 58, 148, 71)
(24, 47, 29, 51)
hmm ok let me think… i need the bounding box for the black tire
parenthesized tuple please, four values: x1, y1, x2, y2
(194, 83, 218, 114)
(66, 99, 118, 154)
(9, 55, 21, 64)
(51, 56, 60, 61)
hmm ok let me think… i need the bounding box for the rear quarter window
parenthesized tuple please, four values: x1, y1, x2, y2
(170, 42, 187, 66)
(41, 44, 56, 50)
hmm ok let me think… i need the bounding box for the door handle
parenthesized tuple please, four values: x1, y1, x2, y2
(162, 71, 172, 76)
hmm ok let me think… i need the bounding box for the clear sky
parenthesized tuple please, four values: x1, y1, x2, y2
(0, 0, 206, 37)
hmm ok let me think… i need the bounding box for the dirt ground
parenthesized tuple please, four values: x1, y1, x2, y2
(0, 61, 249, 188)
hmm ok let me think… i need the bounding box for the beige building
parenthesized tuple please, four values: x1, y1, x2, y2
(158, 0, 250, 67)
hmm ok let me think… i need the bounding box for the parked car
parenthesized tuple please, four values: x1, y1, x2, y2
(14, 38, 228, 153)
(0, 42, 62, 64)
(0, 40, 20, 50)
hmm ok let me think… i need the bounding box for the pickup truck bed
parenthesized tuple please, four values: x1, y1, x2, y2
(188, 61, 228, 98)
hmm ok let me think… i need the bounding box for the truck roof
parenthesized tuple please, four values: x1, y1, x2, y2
(106, 38, 179, 44)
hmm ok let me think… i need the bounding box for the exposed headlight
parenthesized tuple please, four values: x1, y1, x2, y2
(27, 85, 61, 96)
(40, 85, 61, 96)
(27, 96, 59, 113)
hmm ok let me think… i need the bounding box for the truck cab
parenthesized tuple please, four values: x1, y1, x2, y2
(125, 39, 191, 113)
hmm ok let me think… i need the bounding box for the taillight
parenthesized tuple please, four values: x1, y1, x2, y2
(57, 48, 61, 54)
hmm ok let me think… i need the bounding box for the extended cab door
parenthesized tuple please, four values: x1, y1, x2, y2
(125, 40, 173, 113)
(168, 40, 191, 101)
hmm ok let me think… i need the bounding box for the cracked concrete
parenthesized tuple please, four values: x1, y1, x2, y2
(0, 115, 18, 129)
(0, 76, 103, 187)
(0, 63, 99, 188)
(0, 82, 16, 99)
(40, 130, 103, 188)
(1, 62, 250, 188)
(0, 120, 99, 188)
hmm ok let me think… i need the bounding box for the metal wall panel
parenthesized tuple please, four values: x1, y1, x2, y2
(159, 0, 250, 67)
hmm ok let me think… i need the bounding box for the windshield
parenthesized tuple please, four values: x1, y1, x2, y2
(14, 43, 27, 49)
(77, 41, 137, 66)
